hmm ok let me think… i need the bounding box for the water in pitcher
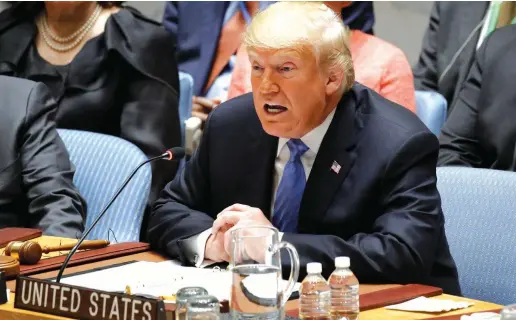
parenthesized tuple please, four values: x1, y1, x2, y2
(230, 264, 283, 320)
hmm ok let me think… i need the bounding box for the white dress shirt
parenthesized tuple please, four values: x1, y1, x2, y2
(183, 109, 336, 267)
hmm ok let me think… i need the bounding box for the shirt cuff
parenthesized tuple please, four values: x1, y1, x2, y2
(182, 228, 212, 267)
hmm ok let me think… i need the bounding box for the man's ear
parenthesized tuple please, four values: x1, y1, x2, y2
(325, 67, 344, 96)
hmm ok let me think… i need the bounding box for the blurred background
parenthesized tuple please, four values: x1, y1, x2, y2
(22, 1, 432, 66)
(127, 1, 432, 65)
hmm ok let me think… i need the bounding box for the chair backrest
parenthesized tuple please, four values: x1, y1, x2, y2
(415, 90, 448, 135)
(437, 167, 516, 305)
(58, 129, 151, 242)
(179, 72, 194, 145)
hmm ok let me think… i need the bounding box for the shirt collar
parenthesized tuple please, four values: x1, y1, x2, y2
(276, 108, 336, 157)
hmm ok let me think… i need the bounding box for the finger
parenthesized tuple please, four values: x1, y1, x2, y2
(192, 111, 208, 122)
(223, 220, 254, 255)
(195, 96, 219, 109)
(218, 203, 251, 216)
(191, 103, 203, 112)
(212, 211, 246, 234)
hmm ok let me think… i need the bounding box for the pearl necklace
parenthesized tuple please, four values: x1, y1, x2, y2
(39, 5, 102, 52)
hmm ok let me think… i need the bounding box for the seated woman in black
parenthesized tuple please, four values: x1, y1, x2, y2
(0, 2, 181, 237)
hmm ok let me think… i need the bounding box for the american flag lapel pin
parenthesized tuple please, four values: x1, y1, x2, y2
(331, 161, 341, 174)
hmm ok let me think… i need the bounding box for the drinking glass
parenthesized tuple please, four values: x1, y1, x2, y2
(186, 295, 220, 320)
(176, 287, 209, 320)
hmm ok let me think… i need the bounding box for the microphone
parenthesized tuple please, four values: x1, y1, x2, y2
(55, 147, 185, 283)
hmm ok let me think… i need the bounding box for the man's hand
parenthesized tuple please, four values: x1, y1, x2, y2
(212, 204, 273, 263)
(212, 204, 271, 235)
(204, 226, 230, 262)
(192, 96, 221, 122)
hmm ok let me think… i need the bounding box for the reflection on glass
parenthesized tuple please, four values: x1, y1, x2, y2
(186, 295, 220, 320)
(176, 287, 209, 320)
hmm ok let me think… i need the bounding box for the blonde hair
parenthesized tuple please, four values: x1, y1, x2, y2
(243, 1, 355, 92)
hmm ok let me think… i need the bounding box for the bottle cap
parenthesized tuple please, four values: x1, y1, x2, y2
(306, 262, 322, 274)
(335, 256, 350, 268)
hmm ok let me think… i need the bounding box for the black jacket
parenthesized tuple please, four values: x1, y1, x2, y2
(149, 85, 460, 295)
(413, 1, 489, 113)
(0, 76, 85, 237)
(439, 24, 516, 170)
(0, 4, 182, 219)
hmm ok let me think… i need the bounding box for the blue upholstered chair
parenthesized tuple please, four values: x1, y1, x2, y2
(437, 167, 516, 305)
(179, 71, 194, 145)
(415, 90, 448, 135)
(58, 129, 152, 242)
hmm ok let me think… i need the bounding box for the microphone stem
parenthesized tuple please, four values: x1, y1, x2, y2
(56, 154, 165, 283)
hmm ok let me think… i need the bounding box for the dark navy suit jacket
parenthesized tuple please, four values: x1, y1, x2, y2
(162, 1, 375, 96)
(148, 84, 461, 295)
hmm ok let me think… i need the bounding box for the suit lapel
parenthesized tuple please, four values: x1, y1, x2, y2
(236, 103, 278, 218)
(245, 133, 277, 218)
(298, 90, 358, 232)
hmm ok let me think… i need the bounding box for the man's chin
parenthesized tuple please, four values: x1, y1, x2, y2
(261, 123, 298, 139)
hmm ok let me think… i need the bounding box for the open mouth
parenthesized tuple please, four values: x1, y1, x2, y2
(264, 104, 288, 115)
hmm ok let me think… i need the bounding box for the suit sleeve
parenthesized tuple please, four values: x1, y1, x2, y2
(413, 2, 440, 92)
(282, 131, 444, 284)
(147, 113, 215, 264)
(437, 34, 487, 167)
(162, 2, 179, 36)
(22, 83, 86, 238)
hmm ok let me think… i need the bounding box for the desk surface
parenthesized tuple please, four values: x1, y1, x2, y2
(0, 236, 503, 320)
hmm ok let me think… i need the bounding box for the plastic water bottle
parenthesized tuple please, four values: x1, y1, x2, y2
(329, 257, 359, 320)
(299, 262, 331, 320)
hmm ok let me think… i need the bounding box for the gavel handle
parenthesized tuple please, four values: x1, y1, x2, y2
(42, 240, 110, 254)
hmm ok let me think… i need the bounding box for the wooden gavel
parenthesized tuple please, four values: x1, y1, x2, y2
(4, 239, 110, 265)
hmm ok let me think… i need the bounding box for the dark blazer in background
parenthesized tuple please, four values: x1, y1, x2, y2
(413, 1, 488, 113)
(439, 24, 516, 170)
(0, 76, 85, 237)
(148, 84, 460, 295)
(0, 4, 182, 224)
(163, 1, 375, 97)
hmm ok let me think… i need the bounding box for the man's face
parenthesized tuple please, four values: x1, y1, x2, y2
(249, 47, 334, 138)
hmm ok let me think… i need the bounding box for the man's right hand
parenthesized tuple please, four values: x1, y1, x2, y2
(192, 96, 221, 123)
(204, 228, 230, 262)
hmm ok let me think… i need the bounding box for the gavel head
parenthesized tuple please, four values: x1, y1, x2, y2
(4, 241, 42, 265)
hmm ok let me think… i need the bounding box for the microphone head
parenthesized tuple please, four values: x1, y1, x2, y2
(164, 147, 186, 160)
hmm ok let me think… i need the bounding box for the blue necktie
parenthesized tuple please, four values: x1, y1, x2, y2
(272, 139, 309, 232)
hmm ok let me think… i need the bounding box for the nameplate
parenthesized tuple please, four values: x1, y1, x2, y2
(15, 276, 165, 320)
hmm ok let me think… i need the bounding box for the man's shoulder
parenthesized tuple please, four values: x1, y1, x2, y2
(481, 24, 516, 62)
(353, 83, 430, 138)
(208, 93, 259, 128)
(351, 84, 439, 167)
(0, 76, 38, 102)
(0, 77, 41, 134)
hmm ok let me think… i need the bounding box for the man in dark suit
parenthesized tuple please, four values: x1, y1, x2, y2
(150, 2, 460, 294)
(413, 2, 516, 114)
(413, 2, 489, 111)
(0, 76, 85, 237)
(438, 24, 516, 169)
